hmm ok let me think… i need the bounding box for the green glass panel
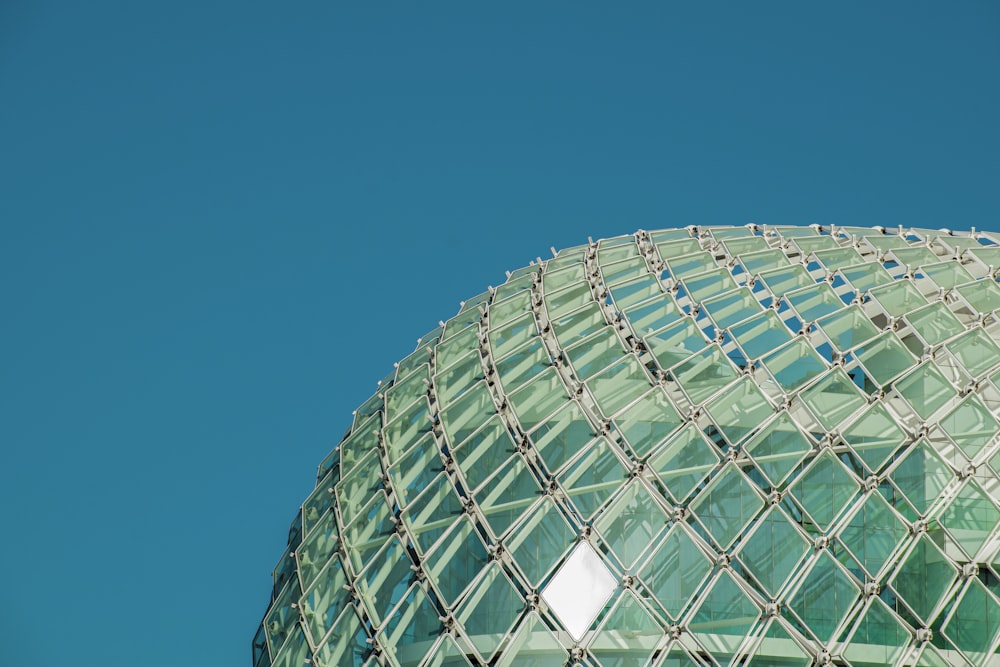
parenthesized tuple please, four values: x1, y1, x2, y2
(476, 455, 542, 537)
(812, 247, 865, 271)
(701, 287, 764, 328)
(870, 281, 928, 317)
(889, 438, 953, 516)
(506, 498, 576, 588)
(544, 281, 593, 319)
(838, 493, 907, 579)
(706, 377, 774, 445)
(609, 275, 661, 309)
(789, 449, 861, 531)
(337, 413, 380, 479)
(744, 619, 811, 667)
(421, 635, 474, 667)
(264, 580, 300, 654)
(493, 273, 533, 302)
(424, 517, 489, 608)
(841, 262, 895, 291)
(794, 235, 840, 253)
(956, 279, 1000, 313)
(891, 246, 939, 268)
(855, 331, 917, 385)
(739, 249, 790, 274)
(590, 592, 662, 667)
(744, 412, 811, 486)
(546, 247, 586, 270)
(316, 607, 368, 667)
(271, 626, 311, 667)
(841, 403, 907, 472)
(456, 564, 524, 663)
(336, 449, 383, 525)
(894, 362, 957, 419)
(941, 579, 1000, 663)
(382, 585, 443, 666)
(436, 354, 484, 406)
(623, 294, 683, 336)
(891, 535, 957, 623)
(385, 397, 432, 462)
(639, 524, 711, 620)
(658, 645, 702, 667)
(342, 491, 395, 573)
(453, 416, 516, 492)
(436, 326, 480, 371)
(565, 329, 626, 380)
(728, 309, 793, 360)
(297, 512, 340, 588)
(543, 263, 587, 291)
(656, 238, 702, 259)
(816, 306, 879, 352)
(940, 394, 999, 460)
(401, 474, 464, 554)
(495, 339, 549, 392)
(939, 480, 1000, 558)
(439, 382, 494, 447)
(595, 481, 670, 568)
(948, 327, 1000, 378)
(389, 433, 444, 507)
(357, 536, 413, 625)
(648, 423, 720, 502)
(920, 261, 975, 289)
(760, 338, 827, 393)
(666, 251, 718, 279)
(489, 313, 536, 360)
(673, 345, 739, 403)
(784, 283, 844, 322)
(509, 369, 568, 430)
(601, 257, 647, 286)
(684, 267, 739, 303)
(496, 613, 568, 667)
(904, 301, 964, 346)
(723, 236, 770, 256)
(786, 551, 860, 643)
(613, 388, 683, 458)
(646, 318, 709, 369)
(690, 463, 764, 549)
(551, 302, 607, 345)
(738, 507, 810, 597)
(589, 356, 653, 417)
(560, 438, 627, 519)
(530, 403, 595, 474)
(385, 367, 430, 423)
(863, 235, 910, 252)
(757, 264, 813, 295)
(842, 598, 913, 667)
(799, 368, 866, 430)
(689, 570, 761, 656)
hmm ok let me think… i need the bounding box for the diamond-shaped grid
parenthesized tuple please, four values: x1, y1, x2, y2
(689, 463, 764, 550)
(737, 506, 810, 597)
(788, 450, 861, 532)
(638, 524, 712, 620)
(595, 481, 670, 569)
(889, 535, 958, 624)
(743, 412, 811, 486)
(786, 551, 861, 643)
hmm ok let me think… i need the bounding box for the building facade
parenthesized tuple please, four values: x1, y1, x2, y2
(255, 225, 1000, 667)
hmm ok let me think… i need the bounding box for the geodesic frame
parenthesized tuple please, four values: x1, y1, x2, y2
(255, 224, 1000, 667)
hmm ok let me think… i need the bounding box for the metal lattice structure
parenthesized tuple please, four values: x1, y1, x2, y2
(255, 225, 1000, 667)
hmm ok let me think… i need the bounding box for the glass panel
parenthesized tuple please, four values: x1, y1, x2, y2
(494, 339, 549, 392)
(855, 331, 916, 385)
(489, 313, 536, 360)
(683, 267, 739, 303)
(665, 251, 718, 280)
(588, 356, 653, 417)
(589, 591, 662, 667)
(475, 455, 542, 537)
(948, 327, 1000, 378)
(889, 438, 953, 516)
(939, 480, 1000, 558)
(940, 578, 1000, 664)
(903, 302, 964, 346)
(743, 619, 811, 667)
(816, 306, 879, 352)
(506, 498, 576, 588)
(656, 238, 701, 259)
(739, 248, 790, 274)
(760, 338, 827, 393)
(737, 506, 810, 597)
(784, 283, 844, 322)
(793, 235, 840, 253)
(424, 517, 489, 609)
(623, 294, 682, 336)
(342, 491, 395, 575)
(890, 535, 958, 623)
(496, 613, 568, 667)
(799, 368, 866, 430)
(608, 275, 661, 310)
(891, 246, 939, 268)
(838, 492, 907, 579)
(421, 635, 474, 667)
(540, 542, 616, 642)
(894, 362, 957, 419)
(544, 281, 593, 319)
(840, 403, 906, 472)
(356, 536, 413, 625)
(956, 279, 1000, 313)
(788, 449, 861, 531)
(530, 403, 595, 475)
(722, 236, 769, 256)
(439, 382, 494, 447)
(612, 388, 683, 458)
(743, 412, 811, 486)
(315, 607, 369, 667)
(705, 377, 774, 446)
(870, 281, 928, 317)
(700, 287, 764, 328)
(756, 265, 813, 294)
(940, 394, 999, 460)
(457, 564, 524, 662)
(841, 598, 913, 667)
(509, 369, 569, 430)
(840, 262, 894, 291)
(400, 473, 464, 554)
(452, 416, 515, 492)
(920, 260, 975, 289)
(559, 438, 628, 520)
(689, 463, 764, 550)
(389, 433, 444, 507)
(551, 302, 607, 345)
(689, 570, 760, 657)
(645, 318, 709, 369)
(649, 423, 720, 502)
(673, 345, 739, 403)
(564, 329, 626, 380)
(594, 481, 669, 568)
(436, 353, 484, 406)
(728, 310, 793, 360)
(785, 551, 860, 643)
(602, 258, 648, 287)
(381, 585, 442, 666)
(812, 247, 865, 271)
(638, 523, 712, 620)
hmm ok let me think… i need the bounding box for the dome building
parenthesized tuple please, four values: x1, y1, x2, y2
(254, 225, 1000, 667)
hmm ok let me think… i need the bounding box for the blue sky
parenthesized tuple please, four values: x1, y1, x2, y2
(1, 2, 998, 666)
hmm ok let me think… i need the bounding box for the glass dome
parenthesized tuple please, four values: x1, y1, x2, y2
(254, 225, 1000, 667)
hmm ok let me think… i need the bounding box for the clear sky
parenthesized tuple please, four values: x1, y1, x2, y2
(1, 2, 998, 666)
